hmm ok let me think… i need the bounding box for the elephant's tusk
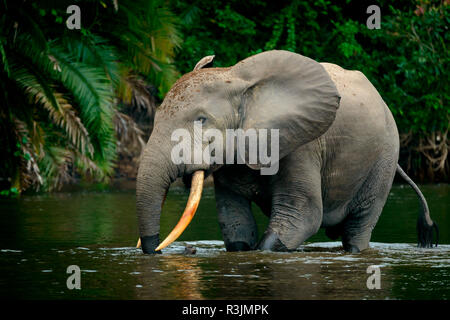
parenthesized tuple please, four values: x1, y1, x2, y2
(155, 170, 204, 251)
(136, 189, 169, 249)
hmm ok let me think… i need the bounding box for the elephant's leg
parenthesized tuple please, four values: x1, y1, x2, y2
(342, 157, 397, 253)
(258, 194, 323, 251)
(341, 198, 384, 253)
(214, 181, 258, 251)
(258, 153, 323, 251)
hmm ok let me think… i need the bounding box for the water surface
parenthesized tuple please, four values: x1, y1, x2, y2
(0, 184, 448, 299)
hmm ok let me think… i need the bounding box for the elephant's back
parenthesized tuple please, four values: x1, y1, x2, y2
(318, 63, 399, 225)
(321, 63, 396, 135)
(320, 62, 399, 157)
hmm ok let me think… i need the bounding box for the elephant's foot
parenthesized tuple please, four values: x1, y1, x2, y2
(343, 243, 362, 254)
(226, 241, 253, 252)
(257, 231, 290, 252)
(342, 235, 370, 253)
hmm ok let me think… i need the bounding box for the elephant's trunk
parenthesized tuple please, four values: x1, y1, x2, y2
(136, 132, 205, 254)
(136, 137, 175, 254)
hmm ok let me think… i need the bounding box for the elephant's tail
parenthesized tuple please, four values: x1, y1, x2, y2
(396, 164, 439, 248)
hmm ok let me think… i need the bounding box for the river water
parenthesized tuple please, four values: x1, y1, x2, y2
(0, 184, 448, 299)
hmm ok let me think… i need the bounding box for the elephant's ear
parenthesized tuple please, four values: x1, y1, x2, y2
(231, 50, 340, 168)
(193, 55, 215, 70)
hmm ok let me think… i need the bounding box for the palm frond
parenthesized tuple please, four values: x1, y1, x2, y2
(47, 93, 95, 157)
(48, 44, 117, 168)
(9, 56, 95, 157)
(39, 145, 74, 191)
(110, 0, 182, 95)
(12, 117, 43, 191)
(61, 33, 121, 86)
(1, 0, 183, 193)
(0, 41, 10, 76)
(114, 111, 145, 157)
(119, 73, 157, 115)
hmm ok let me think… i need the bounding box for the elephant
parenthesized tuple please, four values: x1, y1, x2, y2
(136, 50, 438, 254)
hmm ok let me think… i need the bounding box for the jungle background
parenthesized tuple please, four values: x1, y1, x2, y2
(0, 0, 448, 196)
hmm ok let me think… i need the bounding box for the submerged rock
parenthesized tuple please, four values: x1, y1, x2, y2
(184, 244, 197, 255)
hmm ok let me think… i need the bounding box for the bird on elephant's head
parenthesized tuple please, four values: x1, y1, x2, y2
(136, 50, 438, 254)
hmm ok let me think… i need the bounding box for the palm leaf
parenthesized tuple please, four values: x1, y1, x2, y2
(61, 33, 121, 86)
(48, 44, 117, 170)
(108, 0, 182, 95)
(114, 111, 145, 156)
(11, 117, 43, 191)
(9, 56, 95, 157)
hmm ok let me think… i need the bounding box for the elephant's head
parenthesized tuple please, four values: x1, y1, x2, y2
(136, 50, 340, 254)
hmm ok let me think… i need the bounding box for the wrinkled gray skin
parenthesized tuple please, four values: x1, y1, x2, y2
(136, 50, 437, 254)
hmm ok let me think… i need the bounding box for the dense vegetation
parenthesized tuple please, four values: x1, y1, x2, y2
(0, 0, 180, 194)
(171, 0, 449, 182)
(0, 0, 448, 195)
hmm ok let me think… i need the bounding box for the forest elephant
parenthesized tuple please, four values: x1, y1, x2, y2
(136, 50, 438, 254)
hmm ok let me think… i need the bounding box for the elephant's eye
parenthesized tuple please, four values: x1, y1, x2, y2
(196, 116, 207, 124)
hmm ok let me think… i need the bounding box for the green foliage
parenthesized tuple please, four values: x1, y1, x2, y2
(0, 0, 447, 192)
(215, 5, 256, 36)
(170, 0, 345, 71)
(171, 0, 449, 180)
(171, 0, 448, 132)
(0, 0, 181, 194)
(363, 3, 449, 135)
(0, 187, 19, 197)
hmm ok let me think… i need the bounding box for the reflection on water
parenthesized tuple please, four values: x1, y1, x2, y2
(0, 184, 448, 299)
(1, 241, 449, 299)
